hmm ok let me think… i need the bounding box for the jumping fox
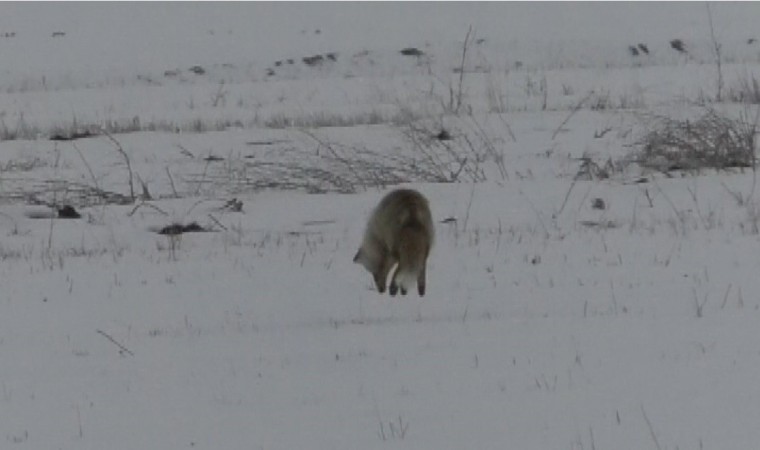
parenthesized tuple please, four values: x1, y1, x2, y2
(353, 189, 434, 296)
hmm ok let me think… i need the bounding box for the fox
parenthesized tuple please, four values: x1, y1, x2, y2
(353, 189, 434, 296)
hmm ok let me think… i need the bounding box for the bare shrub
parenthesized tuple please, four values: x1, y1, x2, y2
(185, 135, 453, 195)
(485, 74, 509, 114)
(264, 110, 394, 129)
(0, 157, 46, 173)
(575, 154, 619, 180)
(401, 120, 487, 183)
(20, 181, 134, 207)
(0, 113, 40, 141)
(634, 107, 758, 173)
(726, 74, 760, 104)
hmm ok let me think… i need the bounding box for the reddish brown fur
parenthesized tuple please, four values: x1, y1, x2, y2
(353, 189, 433, 296)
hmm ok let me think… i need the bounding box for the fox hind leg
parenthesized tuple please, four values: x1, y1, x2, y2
(389, 265, 410, 296)
(417, 261, 426, 296)
(389, 264, 400, 296)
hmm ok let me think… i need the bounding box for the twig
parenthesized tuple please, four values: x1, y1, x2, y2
(469, 114, 508, 180)
(640, 405, 662, 450)
(652, 178, 688, 234)
(497, 112, 517, 142)
(454, 25, 473, 114)
(186, 198, 211, 216)
(720, 283, 732, 309)
(127, 201, 169, 217)
(211, 81, 226, 107)
(686, 185, 709, 229)
(177, 144, 195, 158)
(743, 106, 760, 204)
(76, 404, 83, 439)
(706, 3, 723, 102)
(165, 166, 179, 198)
(720, 181, 745, 205)
(137, 174, 152, 200)
(552, 90, 595, 140)
(71, 141, 100, 191)
(518, 189, 551, 238)
(462, 183, 476, 232)
(693, 287, 709, 318)
(47, 144, 62, 253)
(96, 329, 134, 356)
(100, 128, 135, 202)
(208, 213, 228, 231)
(301, 129, 363, 191)
(194, 158, 212, 195)
(556, 177, 579, 218)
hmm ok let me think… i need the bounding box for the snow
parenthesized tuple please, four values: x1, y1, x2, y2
(1, 2, 760, 449)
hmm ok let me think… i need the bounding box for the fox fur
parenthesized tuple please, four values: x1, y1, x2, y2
(353, 189, 434, 296)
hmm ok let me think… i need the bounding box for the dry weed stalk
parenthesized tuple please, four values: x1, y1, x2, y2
(100, 128, 135, 202)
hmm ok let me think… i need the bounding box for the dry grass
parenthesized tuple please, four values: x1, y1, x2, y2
(185, 135, 452, 195)
(726, 74, 760, 105)
(634, 107, 758, 173)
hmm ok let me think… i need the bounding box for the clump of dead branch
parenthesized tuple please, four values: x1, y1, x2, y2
(635, 107, 758, 173)
(185, 134, 453, 195)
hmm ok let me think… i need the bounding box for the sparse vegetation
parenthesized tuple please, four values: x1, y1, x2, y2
(263, 109, 404, 129)
(727, 73, 760, 104)
(634, 107, 758, 174)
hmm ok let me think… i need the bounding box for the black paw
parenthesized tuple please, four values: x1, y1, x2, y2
(389, 283, 398, 296)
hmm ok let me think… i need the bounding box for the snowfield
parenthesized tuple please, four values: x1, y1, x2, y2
(2, 3, 760, 449)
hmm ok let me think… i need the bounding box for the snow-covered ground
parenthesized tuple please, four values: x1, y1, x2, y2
(2, 3, 760, 449)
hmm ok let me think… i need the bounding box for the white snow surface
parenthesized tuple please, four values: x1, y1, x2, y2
(1, 3, 760, 449)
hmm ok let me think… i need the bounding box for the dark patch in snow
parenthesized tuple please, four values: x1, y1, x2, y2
(189, 65, 206, 75)
(25, 205, 81, 219)
(435, 129, 452, 141)
(50, 130, 96, 141)
(303, 54, 325, 66)
(58, 205, 81, 219)
(157, 222, 208, 236)
(670, 39, 686, 53)
(400, 47, 424, 57)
